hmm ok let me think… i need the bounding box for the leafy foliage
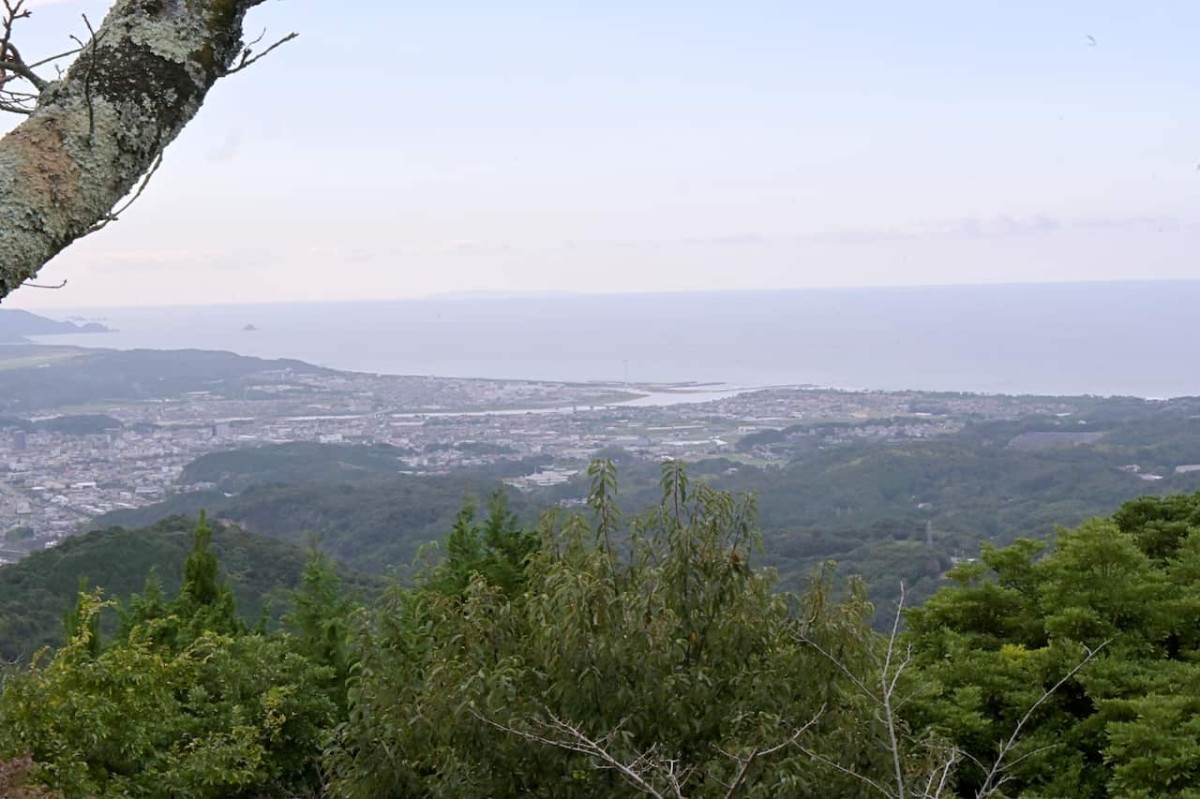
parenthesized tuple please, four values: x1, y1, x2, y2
(907, 491, 1200, 797)
(284, 548, 357, 709)
(0, 518, 339, 798)
(0, 516, 379, 662)
(11, 459, 1200, 797)
(94, 474, 538, 575)
(95, 405, 1200, 616)
(325, 462, 889, 798)
(544, 414, 1200, 612)
(422, 491, 539, 598)
(0, 754, 61, 798)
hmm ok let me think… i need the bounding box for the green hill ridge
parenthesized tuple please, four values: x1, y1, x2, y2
(0, 516, 378, 661)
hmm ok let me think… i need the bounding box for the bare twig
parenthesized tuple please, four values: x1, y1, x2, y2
(0, 0, 32, 77)
(796, 584, 956, 799)
(20, 278, 66, 289)
(716, 710, 823, 799)
(222, 31, 297, 76)
(879, 586, 911, 799)
(920, 751, 958, 799)
(69, 13, 102, 136)
(0, 0, 50, 109)
(973, 639, 1111, 798)
(794, 743, 894, 797)
(0, 97, 31, 114)
(86, 152, 164, 234)
(475, 712, 670, 799)
(27, 45, 81, 70)
(796, 587, 911, 709)
(798, 581, 1112, 799)
(479, 708, 822, 799)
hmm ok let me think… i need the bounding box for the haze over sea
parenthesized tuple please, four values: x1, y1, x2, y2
(32, 281, 1200, 399)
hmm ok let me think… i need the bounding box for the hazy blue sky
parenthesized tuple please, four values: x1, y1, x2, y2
(7, 0, 1200, 308)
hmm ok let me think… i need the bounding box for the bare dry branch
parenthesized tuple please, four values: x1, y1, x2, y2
(796, 584, 958, 799)
(86, 152, 164, 234)
(973, 639, 1111, 798)
(222, 31, 298, 76)
(917, 740, 960, 799)
(797, 584, 917, 797)
(26, 46, 81, 71)
(0, 44, 46, 91)
(479, 708, 822, 799)
(0, 98, 31, 114)
(797, 581, 1113, 799)
(475, 712, 670, 799)
(794, 742, 894, 797)
(716, 711, 823, 799)
(0, 0, 41, 108)
(0, 0, 31, 71)
(19, 278, 65, 289)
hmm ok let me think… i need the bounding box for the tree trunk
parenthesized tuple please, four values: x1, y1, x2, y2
(0, 0, 269, 301)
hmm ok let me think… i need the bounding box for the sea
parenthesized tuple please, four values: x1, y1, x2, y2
(28, 281, 1200, 399)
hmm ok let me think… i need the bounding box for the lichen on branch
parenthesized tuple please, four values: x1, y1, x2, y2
(0, 0, 290, 301)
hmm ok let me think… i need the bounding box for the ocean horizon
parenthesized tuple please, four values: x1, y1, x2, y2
(24, 281, 1200, 399)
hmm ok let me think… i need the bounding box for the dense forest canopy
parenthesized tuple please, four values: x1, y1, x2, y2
(0, 516, 381, 661)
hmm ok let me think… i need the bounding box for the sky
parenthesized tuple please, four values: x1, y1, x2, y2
(6, 0, 1200, 308)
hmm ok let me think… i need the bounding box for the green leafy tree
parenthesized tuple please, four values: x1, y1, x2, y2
(0, 514, 338, 797)
(285, 547, 357, 709)
(326, 461, 888, 799)
(174, 511, 242, 639)
(61, 577, 101, 659)
(0, 596, 336, 798)
(907, 491, 1200, 797)
(425, 491, 539, 598)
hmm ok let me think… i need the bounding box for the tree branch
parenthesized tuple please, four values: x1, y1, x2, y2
(879, 585, 911, 799)
(0, 0, 277, 301)
(797, 582, 1111, 799)
(479, 708, 822, 799)
(716, 711, 822, 799)
(974, 639, 1111, 798)
(222, 30, 298, 76)
(0, 1, 37, 101)
(85, 151, 163, 234)
(476, 712, 671, 799)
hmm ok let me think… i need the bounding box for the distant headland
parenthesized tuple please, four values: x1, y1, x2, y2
(0, 309, 113, 343)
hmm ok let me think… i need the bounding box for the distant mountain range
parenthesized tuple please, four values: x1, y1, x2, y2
(0, 309, 111, 342)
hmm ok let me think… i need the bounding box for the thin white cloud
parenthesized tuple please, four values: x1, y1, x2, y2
(669, 216, 1191, 249)
(818, 215, 1188, 244)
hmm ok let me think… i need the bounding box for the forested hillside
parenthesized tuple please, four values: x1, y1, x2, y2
(106, 408, 1200, 611)
(0, 347, 329, 412)
(96, 473, 539, 573)
(176, 441, 554, 490)
(0, 517, 379, 661)
(179, 442, 415, 489)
